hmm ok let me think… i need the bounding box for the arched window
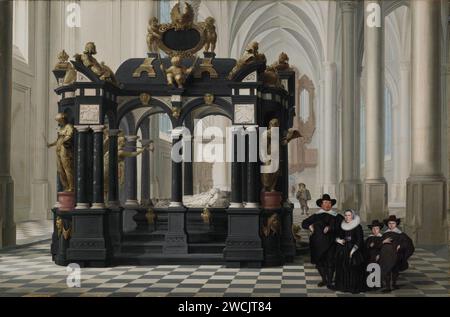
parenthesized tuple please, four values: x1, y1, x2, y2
(384, 87, 393, 159)
(159, 1, 172, 24)
(299, 89, 310, 121)
(12, 0, 29, 63)
(158, 113, 172, 141)
(360, 94, 366, 166)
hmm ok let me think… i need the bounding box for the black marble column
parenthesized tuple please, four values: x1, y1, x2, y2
(91, 125, 105, 209)
(171, 133, 183, 205)
(246, 126, 259, 207)
(125, 135, 139, 206)
(241, 130, 248, 204)
(183, 138, 194, 196)
(75, 125, 90, 209)
(108, 129, 119, 207)
(230, 128, 243, 207)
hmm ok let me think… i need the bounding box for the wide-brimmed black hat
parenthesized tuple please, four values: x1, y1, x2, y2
(316, 194, 336, 208)
(384, 215, 401, 226)
(367, 219, 384, 230)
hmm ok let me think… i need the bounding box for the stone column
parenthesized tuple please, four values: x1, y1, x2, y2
(339, 0, 361, 211)
(246, 126, 259, 208)
(183, 125, 194, 196)
(74, 126, 90, 209)
(406, 0, 448, 249)
(107, 129, 120, 208)
(91, 125, 105, 209)
(140, 140, 151, 205)
(124, 135, 139, 207)
(395, 61, 411, 205)
(230, 127, 243, 208)
(31, 1, 50, 220)
(362, 0, 388, 222)
(322, 62, 338, 197)
(0, 1, 16, 247)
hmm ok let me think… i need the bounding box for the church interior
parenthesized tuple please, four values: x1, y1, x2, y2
(0, 0, 449, 298)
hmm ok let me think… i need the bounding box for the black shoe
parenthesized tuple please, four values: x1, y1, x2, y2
(317, 281, 326, 287)
(382, 288, 392, 293)
(392, 284, 400, 290)
(326, 284, 336, 291)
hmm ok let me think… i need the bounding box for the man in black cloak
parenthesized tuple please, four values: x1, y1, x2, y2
(302, 194, 343, 290)
(379, 215, 415, 292)
(364, 219, 384, 291)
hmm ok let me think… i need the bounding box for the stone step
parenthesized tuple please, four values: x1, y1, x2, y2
(188, 243, 225, 254)
(113, 252, 224, 265)
(120, 241, 164, 254)
(122, 230, 166, 242)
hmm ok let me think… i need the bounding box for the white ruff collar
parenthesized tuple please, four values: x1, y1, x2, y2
(341, 215, 360, 231)
(315, 209, 337, 216)
(369, 233, 382, 237)
(385, 227, 402, 234)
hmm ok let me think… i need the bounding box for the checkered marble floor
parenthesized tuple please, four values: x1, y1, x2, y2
(16, 220, 53, 246)
(0, 240, 448, 297)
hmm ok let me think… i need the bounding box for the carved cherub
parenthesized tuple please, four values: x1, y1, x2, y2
(146, 17, 161, 53)
(262, 213, 281, 237)
(165, 55, 193, 88)
(203, 17, 217, 53)
(201, 207, 212, 224)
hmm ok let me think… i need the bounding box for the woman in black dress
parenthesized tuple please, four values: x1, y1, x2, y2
(334, 209, 365, 294)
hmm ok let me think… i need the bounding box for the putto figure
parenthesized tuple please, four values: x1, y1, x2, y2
(47, 113, 74, 192)
(203, 17, 217, 53)
(228, 41, 267, 79)
(295, 183, 311, 215)
(301, 194, 343, 290)
(165, 55, 194, 88)
(146, 17, 161, 53)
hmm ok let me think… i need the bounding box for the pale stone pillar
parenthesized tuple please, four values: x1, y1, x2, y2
(31, 1, 50, 219)
(339, 1, 361, 211)
(322, 62, 338, 198)
(406, 0, 448, 250)
(124, 135, 139, 207)
(398, 61, 411, 204)
(362, 0, 388, 222)
(0, 1, 16, 247)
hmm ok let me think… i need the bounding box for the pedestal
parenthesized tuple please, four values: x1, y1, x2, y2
(66, 209, 113, 267)
(57, 191, 75, 211)
(163, 207, 188, 254)
(363, 180, 388, 223)
(406, 176, 448, 252)
(223, 208, 263, 268)
(261, 191, 282, 209)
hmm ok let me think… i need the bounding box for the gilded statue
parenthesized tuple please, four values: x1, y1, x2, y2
(75, 42, 117, 85)
(263, 65, 282, 88)
(271, 52, 292, 72)
(228, 41, 266, 79)
(165, 55, 194, 88)
(203, 17, 217, 53)
(62, 62, 77, 85)
(261, 118, 301, 192)
(47, 113, 74, 192)
(146, 17, 161, 53)
(103, 131, 150, 199)
(201, 207, 212, 224)
(54, 50, 70, 71)
(56, 217, 72, 240)
(170, 1, 195, 31)
(262, 213, 281, 237)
